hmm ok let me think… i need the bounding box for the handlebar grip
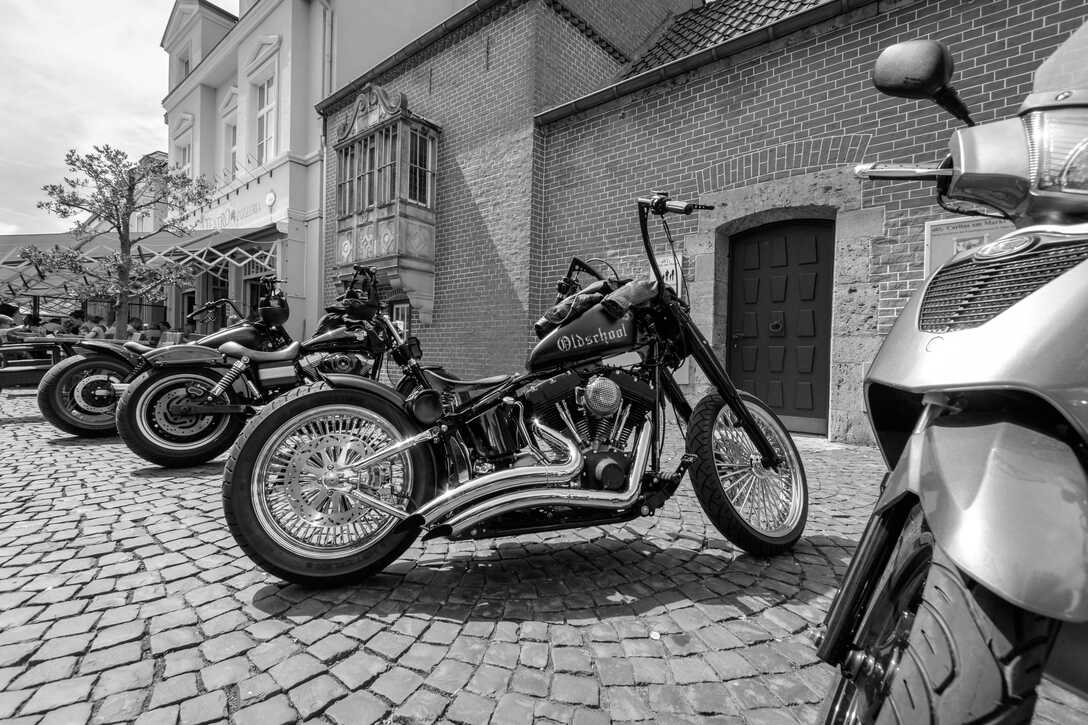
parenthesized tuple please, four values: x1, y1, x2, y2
(665, 200, 694, 215)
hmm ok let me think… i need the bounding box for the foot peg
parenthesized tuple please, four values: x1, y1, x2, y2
(642, 453, 699, 512)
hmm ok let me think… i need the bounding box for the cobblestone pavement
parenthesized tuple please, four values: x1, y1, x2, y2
(0, 387, 1085, 725)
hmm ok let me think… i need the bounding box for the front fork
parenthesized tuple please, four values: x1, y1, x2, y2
(677, 304, 782, 467)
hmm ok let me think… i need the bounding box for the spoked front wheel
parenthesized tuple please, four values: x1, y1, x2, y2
(686, 391, 807, 556)
(222, 384, 435, 586)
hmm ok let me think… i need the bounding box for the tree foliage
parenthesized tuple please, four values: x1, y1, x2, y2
(31, 145, 216, 333)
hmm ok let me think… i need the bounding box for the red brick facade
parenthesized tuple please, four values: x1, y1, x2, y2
(320, 0, 1087, 440)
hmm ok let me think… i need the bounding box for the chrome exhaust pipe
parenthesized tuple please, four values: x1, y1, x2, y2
(395, 420, 583, 532)
(443, 422, 652, 537)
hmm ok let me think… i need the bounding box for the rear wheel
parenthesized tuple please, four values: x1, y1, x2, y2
(222, 384, 434, 586)
(37, 354, 130, 436)
(116, 367, 246, 467)
(820, 505, 1059, 724)
(686, 391, 807, 556)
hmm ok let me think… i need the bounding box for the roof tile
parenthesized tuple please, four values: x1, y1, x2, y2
(627, 0, 825, 76)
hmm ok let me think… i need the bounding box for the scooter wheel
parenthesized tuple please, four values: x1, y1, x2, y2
(818, 505, 1058, 724)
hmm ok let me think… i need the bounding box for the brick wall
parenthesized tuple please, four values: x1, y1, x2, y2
(537, 0, 1087, 336)
(322, 0, 629, 378)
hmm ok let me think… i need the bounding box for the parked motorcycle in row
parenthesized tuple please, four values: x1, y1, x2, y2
(815, 32, 1088, 723)
(35, 277, 289, 438)
(115, 268, 398, 468)
(221, 194, 808, 586)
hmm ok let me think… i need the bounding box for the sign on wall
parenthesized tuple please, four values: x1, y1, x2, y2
(924, 216, 1015, 276)
(654, 252, 684, 296)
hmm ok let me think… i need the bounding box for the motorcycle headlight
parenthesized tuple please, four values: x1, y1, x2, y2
(1025, 109, 1088, 194)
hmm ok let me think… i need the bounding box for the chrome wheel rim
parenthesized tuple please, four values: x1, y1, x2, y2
(250, 405, 413, 559)
(711, 402, 804, 537)
(133, 373, 230, 450)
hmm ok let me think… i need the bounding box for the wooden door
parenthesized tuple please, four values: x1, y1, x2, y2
(727, 220, 834, 435)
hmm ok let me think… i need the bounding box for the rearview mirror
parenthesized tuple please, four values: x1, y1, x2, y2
(873, 39, 974, 125)
(873, 40, 953, 99)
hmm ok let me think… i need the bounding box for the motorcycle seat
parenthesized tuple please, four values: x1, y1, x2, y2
(220, 340, 301, 363)
(422, 369, 512, 394)
(123, 341, 155, 355)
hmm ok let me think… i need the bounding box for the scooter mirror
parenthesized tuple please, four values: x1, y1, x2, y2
(872, 39, 953, 99)
(873, 39, 975, 126)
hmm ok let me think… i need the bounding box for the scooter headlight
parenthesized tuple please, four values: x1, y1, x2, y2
(1025, 108, 1088, 194)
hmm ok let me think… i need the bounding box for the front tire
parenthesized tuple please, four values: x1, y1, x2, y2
(116, 367, 246, 467)
(820, 505, 1059, 724)
(37, 354, 130, 436)
(222, 384, 435, 586)
(686, 391, 807, 556)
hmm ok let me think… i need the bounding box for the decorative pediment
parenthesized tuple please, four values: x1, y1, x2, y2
(246, 35, 281, 76)
(174, 112, 195, 138)
(161, 0, 198, 50)
(337, 85, 408, 141)
(220, 86, 238, 115)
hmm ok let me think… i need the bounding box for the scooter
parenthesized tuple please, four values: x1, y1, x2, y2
(815, 29, 1088, 723)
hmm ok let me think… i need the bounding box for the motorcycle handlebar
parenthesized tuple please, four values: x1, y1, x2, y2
(637, 196, 716, 215)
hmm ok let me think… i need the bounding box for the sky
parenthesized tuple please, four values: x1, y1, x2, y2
(0, 0, 240, 236)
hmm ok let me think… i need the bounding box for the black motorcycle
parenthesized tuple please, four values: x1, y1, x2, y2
(34, 292, 283, 438)
(115, 269, 391, 468)
(221, 193, 808, 585)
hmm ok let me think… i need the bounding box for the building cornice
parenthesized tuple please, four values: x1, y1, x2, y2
(535, 0, 880, 126)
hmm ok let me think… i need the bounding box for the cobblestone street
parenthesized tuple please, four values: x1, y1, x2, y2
(0, 388, 1084, 724)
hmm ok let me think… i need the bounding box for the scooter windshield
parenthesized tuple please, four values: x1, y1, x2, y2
(1032, 21, 1088, 95)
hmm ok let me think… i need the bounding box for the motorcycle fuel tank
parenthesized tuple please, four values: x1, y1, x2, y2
(527, 305, 635, 371)
(198, 323, 262, 350)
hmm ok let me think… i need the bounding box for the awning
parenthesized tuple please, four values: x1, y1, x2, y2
(0, 225, 280, 300)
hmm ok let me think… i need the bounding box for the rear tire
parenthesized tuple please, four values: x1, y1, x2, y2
(116, 367, 246, 467)
(686, 391, 807, 556)
(820, 505, 1059, 724)
(37, 354, 130, 437)
(222, 383, 434, 586)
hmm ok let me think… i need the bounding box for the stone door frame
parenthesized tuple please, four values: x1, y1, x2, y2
(682, 166, 883, 443)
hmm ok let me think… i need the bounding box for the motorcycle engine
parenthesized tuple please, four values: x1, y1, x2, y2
(299, 352, 372, 378)
(523, 369, 654, 490)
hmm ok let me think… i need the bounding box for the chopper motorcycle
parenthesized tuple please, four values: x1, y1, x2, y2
(815, 32, 1088, 724)
(221, 194, 808, 586)
(33, 293, 281, 438)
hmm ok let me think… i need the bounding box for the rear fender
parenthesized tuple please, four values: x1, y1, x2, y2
(73, 340, 138, 365)
(144, 344, 223, 368)
(878, 413, 1088, 622)
(320, 372, 407, 412)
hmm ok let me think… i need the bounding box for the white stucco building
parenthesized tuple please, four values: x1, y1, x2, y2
(160, 0, 471, 335)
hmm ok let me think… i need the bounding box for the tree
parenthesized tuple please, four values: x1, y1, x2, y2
(29, 145, 215, 337)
